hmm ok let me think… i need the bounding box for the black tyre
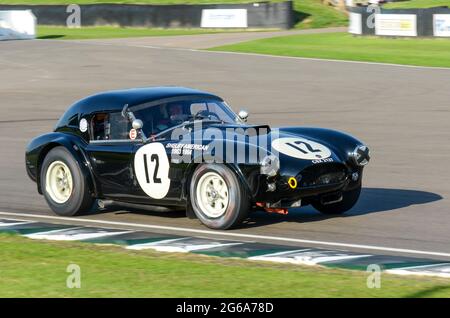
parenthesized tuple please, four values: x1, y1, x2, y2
(190, 164, 249, 230)
(40, 146, 94, 216)
(312, 186, 361, 215)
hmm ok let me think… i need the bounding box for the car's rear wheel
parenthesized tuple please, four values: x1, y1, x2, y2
(40, 146, 94, 216)
(312, 185, 361, 215)
(190, 164, 249, 230)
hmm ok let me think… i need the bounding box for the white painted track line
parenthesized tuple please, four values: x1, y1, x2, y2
(1, 211, 450, 259)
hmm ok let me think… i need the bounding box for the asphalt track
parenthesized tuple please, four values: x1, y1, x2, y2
(1, 35, 450, 260)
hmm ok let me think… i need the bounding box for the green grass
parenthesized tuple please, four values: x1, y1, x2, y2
(384, 0, 450, 9)
(0, 0, 348, 30)
(1, 234, 450, 297)
(210, 32, 450, 68)
(36, 25, 247, 40)
(292, 0, 347, 29)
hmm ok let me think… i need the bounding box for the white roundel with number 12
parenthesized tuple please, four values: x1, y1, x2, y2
(134, 143, 171, 199)
(272, 137, 331, 160)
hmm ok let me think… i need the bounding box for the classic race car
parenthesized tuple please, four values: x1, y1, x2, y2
(26, 87, 370, 230)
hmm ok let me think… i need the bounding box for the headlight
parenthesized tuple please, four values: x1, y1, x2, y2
(260, 155, 280, 177)
(351, 145, 370, 166)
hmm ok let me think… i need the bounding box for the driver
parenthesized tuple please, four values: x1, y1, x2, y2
(156, 102, 185, 131)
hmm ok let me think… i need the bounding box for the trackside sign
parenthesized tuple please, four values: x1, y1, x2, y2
(0, 10, 36, 40)
(348, 12, 362, 35)
(375, 14, 417, 36)
(434, 14, 450, 37)
(201, 9, 248, 28)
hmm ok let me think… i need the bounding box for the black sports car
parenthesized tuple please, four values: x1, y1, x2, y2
(26, 87, 370, 229)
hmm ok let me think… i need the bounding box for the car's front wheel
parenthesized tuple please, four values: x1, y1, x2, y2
(190, 164, 249, 230)
(312, 186, 361, 215)
(40, 146, 94, 216)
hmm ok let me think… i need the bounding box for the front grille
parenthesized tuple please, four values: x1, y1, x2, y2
(299, 163, 347, 187)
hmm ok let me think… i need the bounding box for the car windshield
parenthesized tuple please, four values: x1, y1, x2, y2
(132, 98, 238, 136)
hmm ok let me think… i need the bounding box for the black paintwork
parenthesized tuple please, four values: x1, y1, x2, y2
(26, 87, 368, 210)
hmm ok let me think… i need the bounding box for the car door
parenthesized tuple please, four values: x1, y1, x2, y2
(85, 111, 136, 200)
(130, 133, 187, 205)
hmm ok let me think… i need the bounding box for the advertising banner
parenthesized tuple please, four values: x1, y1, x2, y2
(434, 14, 450, 37)
(348, 12, 362, 34)
(201, 9, 248, 28)
(375, 14, 417, 36)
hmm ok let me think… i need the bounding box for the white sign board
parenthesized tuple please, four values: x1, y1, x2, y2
(375, 14, 417, 36)
(201, 9, 248, 28)
(348, 12, 362, 35)
(0, 10, 36, 41)
(434, 14, 450, 37)
(345, 0, 354, 6)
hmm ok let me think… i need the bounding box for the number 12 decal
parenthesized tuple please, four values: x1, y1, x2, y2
(135, 143, 170, 199)
(143, 154, 162, 184)
(271, 137, 332, 160)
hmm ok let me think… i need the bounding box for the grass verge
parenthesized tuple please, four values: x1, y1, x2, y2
(0, 0, 348, 30)
(1, 234, 450, 297)
(209, 32, 450, 68)
(384, 0, 450, 9)
(36, 26, 240, 40)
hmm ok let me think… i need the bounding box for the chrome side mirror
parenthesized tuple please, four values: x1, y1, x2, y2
(132, 119, 143, 130)
(238, 110, 249, 122)
(131, 119, 148, 142)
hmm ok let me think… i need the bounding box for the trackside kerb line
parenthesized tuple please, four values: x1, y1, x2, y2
(1, 211, 450, 258)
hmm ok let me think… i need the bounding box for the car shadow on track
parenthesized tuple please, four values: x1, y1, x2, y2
(88, 187, 442, 229)
(92, 204, 186, 219)
(241, 187, 443, 229)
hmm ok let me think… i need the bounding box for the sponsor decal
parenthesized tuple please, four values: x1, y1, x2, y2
(134, 142, 171, 199)
(201, 9, 247, 28)
(166, 143, 209, 156)
(272, 137, 332, 160)
(79, 118, 88, 132)
(375, 14, 417, 37)
(129, 128, 137, 140)
(434, 14, 450, 37)
(312, 158, 334, 164)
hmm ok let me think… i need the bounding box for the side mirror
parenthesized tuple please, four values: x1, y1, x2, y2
(132, 119, 143, 130)
(238, 110, 249, 122)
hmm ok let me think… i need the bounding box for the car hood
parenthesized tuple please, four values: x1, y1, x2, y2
(177, 123, 366, 174)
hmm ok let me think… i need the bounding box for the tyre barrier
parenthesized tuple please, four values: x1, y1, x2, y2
(0, 1, 294, 29)
(348, 5, 450, 37)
